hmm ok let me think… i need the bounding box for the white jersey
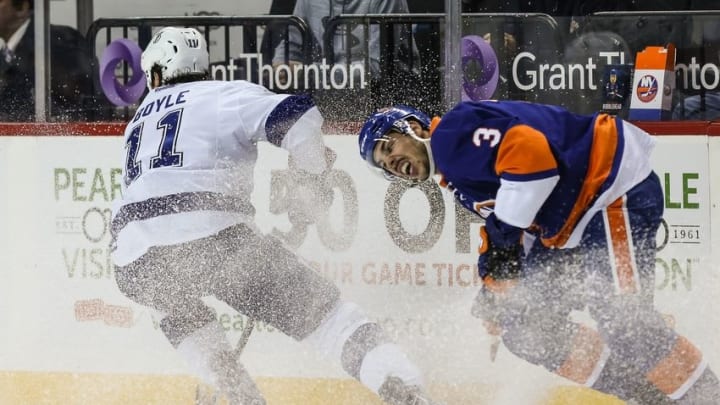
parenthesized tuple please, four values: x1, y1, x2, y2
(111, 80, 328, 266)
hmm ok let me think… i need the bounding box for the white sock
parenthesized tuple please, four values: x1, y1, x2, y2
(303, 301, 370, 362)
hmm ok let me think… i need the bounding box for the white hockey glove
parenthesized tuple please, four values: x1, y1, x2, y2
(286, 146, 336, 226)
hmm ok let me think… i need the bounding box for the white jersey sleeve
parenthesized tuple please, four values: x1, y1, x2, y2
(225, 82, 328, 174)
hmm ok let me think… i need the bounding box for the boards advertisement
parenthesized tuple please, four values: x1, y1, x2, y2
(0, 128, 717, 404)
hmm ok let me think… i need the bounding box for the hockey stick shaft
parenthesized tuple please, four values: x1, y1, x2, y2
(234, 317, 255, 358)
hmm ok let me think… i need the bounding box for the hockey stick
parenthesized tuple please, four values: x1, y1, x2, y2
(233, 317, 255, 358)
(489, 336, 501, 362)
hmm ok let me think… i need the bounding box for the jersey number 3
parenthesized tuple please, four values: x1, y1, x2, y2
(472, 127, 501, 148)
(124, 108, 185, 186)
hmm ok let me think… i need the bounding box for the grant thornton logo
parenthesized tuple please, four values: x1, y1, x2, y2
(98, 39, 369, 106)
(211, 54, 367, 91)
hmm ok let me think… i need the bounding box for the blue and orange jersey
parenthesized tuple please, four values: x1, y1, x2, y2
(430, 100, 655, 248)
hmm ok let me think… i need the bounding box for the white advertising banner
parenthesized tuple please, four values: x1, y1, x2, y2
(711, 135, 720, 272)
(649, 136, 719, 370)
(0, 133, 717, 404)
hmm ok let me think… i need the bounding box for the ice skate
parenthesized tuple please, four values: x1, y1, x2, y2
(378, 376, 442, 405)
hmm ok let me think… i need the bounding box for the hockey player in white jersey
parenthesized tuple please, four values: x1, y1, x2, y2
(110, 27, 439, 405)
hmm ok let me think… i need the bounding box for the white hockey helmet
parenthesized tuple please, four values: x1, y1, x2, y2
(141, 27, 209, 90)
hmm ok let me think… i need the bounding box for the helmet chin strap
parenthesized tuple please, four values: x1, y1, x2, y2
(407, 126, 435, 182)
(421, 139, 436, 181)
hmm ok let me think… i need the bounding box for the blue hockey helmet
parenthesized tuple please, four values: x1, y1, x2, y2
(358, 105, 434, 181)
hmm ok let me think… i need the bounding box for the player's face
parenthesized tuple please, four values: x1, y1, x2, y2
(372, 129, 431, 181)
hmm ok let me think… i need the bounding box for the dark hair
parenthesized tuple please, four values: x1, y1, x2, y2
(11, 0, 32, 11)
(166, 73, 210, 85)
(150, 64, 209, 87)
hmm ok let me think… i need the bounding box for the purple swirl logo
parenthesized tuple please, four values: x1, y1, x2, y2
(461, 35, 499, 101)
(99, 39, 146, 106)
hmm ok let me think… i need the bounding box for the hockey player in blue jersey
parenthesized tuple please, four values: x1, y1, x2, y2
(358, 101, 720, 404)
(111, 27, 440, 405)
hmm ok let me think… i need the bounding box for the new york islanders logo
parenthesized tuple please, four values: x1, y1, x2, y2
(635, 75, 659, 102)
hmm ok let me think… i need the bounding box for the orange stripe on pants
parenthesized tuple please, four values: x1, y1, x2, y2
(605, 197, 638, 294)
(646, 336, 704, 396)
(555, 325, 606, 385)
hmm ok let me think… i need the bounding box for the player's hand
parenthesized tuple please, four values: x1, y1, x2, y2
(477, 224, 523, 291)
(286, 174, 333, 226)
(286, 146, 336, 226)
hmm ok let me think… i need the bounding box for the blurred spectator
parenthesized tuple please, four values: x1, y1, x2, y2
(272, 0, 421, 120)
(461, 0, 691, 45)
(272, 0, 419, 80)
(460, 1, 567, 103)
(462, 0, 569, 13)
(565, 0, 691, 46)
(461, 0, 574, 27)
(0, 0, 99, 122)
(407, 1, 444, 115)
(673, 92, 720, 120)
(672, 5, 720, 120)
(259, 0, 297, 66)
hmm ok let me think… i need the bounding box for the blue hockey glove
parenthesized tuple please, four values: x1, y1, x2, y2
(477, 214, 524, 291)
